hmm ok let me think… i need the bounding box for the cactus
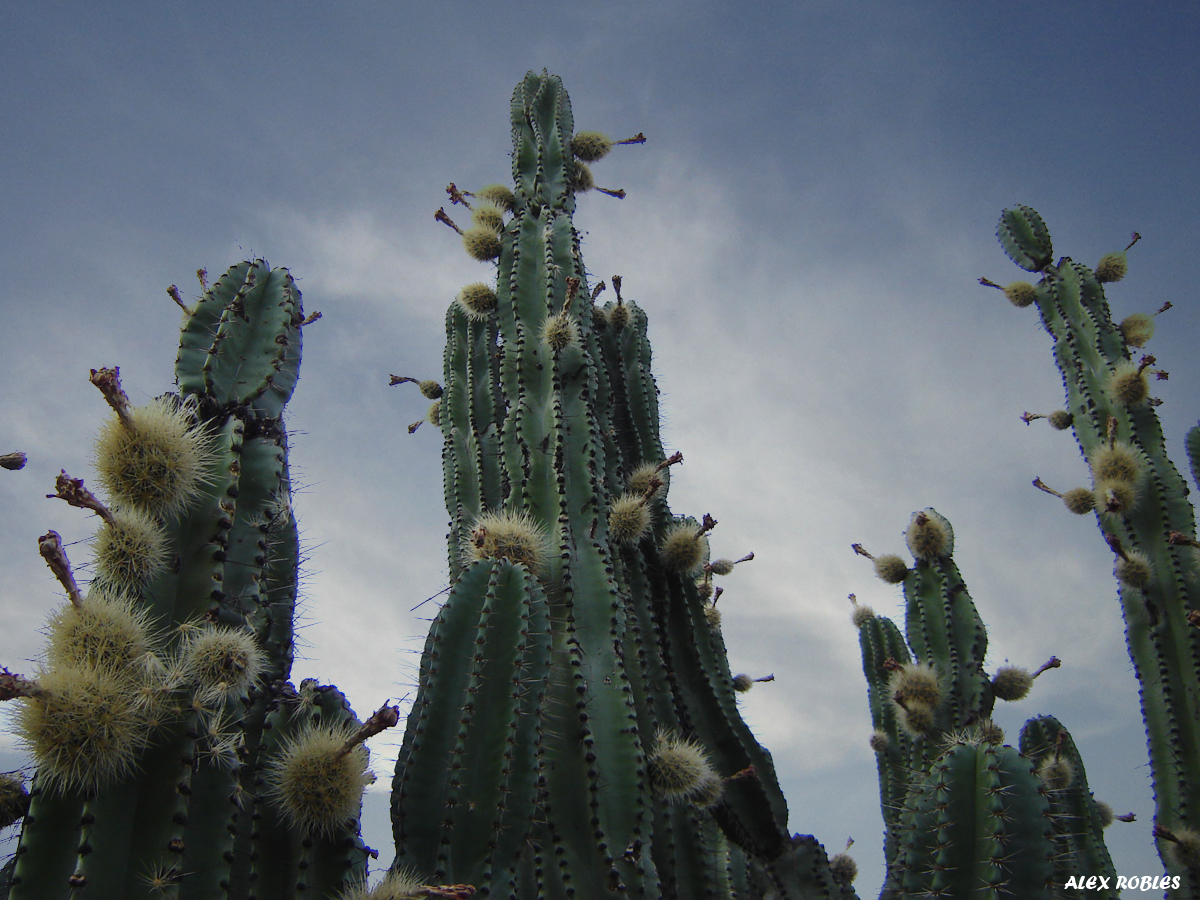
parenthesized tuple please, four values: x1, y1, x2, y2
(854, 509, 1116, 899)
(1, 262, 389, 899)
(389, 70, 852, 899)
(988, 207, 1200, 891)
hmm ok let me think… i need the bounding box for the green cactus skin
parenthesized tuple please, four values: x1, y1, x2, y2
(5, 262, 370, 900)
(857, 509, 1111, 899)
(996, 209, 1200, 891)
(176, 260, 303, 419)
(894, 740, 1054, 900)
(391, 70, 849, 899)
(1019, 716, 1119, 899)
(996, 205, 1053, 273)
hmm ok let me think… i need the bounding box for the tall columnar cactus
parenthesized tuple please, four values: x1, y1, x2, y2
(853, 509, 1117, 899)
(1, 262, 388, 899)
(389, 70, 854, 900)
(986, 207, 1200, 891)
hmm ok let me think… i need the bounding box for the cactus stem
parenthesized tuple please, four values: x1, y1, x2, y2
(37, 530, 83, 607)
(434, 207, 464, 235)
(89, 366, 134, 430)
(47, 471, 114, 525)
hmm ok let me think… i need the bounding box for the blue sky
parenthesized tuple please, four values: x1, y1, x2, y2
(2, 2, 1198, 894)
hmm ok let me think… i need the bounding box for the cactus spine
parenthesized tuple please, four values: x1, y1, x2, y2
(991, 207, 1200, 892)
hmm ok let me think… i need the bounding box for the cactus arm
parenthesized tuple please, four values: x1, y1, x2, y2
(894, 741, 1054, 899)
(176, 261, 303, 418)
(902, 550, 993, 733)
(997, 204, 1053, 272)
(1185, 423, 1200, 490)
(856, 613, 914, 869)
(1019, 716, 1119, 898)
(442, 304, 506, 577)
(659, 573, 788, 857)
(997, 209, 1200, 883)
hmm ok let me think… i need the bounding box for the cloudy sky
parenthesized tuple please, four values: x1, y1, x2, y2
(2, 2, 1198, 894)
